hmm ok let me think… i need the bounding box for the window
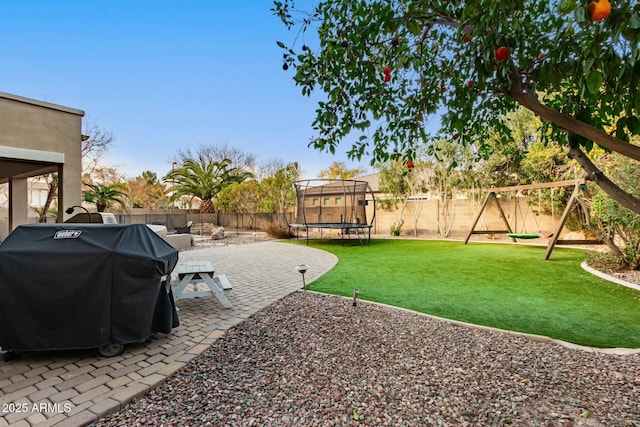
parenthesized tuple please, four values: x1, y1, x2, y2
(323, 198, 330, 206)
(335, 197, 342, 206)
(30, 189, 48, 207)
(312, 198, 319, 206)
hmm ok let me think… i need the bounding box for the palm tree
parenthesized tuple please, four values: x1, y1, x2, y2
(83, 182, 127, 212)
(164, 157, 253, 213)
(141, 170, 159, 186)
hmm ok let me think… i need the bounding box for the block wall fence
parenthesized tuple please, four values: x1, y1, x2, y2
(370, 196, 566, 239)
(1, 196, 573, 242)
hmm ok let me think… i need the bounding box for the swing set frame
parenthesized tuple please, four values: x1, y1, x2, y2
(464, 179, 602, 260)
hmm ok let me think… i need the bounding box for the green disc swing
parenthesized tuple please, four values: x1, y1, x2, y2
(506, 188, 553, 239)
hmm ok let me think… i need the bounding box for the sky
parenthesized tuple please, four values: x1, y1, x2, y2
(0, 1, 372, 180)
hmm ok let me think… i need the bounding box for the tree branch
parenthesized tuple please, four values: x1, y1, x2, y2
(505, 70, 640, 162)
(567, 145, 640, 215)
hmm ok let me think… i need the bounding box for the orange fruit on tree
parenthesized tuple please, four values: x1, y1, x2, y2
(384, 73, 391, 82)
(383, 67, 391, 75)
(406, 160, 414, 169)
(495, 46, 510, 61)
(589, 0, 611, 22)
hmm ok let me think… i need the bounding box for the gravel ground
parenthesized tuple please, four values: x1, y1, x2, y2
(187, 233, 275, 249)
(94, 299, 640, 426)
(94, 236, 640, 427)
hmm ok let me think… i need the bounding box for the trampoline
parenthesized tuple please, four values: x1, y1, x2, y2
(287, 179, 376, 245)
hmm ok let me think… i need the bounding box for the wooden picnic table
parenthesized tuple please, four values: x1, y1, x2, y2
(171, 260, 233, 308)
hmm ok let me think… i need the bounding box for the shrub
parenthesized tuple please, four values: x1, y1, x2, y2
(585, 250, 628, 274)
(390, 220, 404, 236)
(264, 222, 293, 239)
(589, 154, 640, 270)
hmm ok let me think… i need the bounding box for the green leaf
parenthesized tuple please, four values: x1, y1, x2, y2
(583, 57, 594, 73)
(627, 116, 640, 135)
(586, 71, 603, 95)
(353, 410, 361, 421)
(584, 139, 594, 152)
(616, 125, 630, 143)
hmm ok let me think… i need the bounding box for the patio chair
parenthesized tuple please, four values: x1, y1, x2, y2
(174, 221, 193, 234)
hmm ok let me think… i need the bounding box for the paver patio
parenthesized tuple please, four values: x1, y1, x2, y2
(0, 241, 337, 427)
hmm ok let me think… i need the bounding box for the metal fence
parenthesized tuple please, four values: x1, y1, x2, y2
(113, 212, 294, 235)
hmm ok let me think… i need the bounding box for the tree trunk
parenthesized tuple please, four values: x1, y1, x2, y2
(567, 146, 640, 214)
(199, 198, 215, 213)
(412, 199, 421, 236)
(39, 174, 58, 222)
(573, 195, 625, 259)
(392, 196, 408, 235)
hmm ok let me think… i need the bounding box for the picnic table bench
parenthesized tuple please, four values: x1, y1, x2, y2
(171, 260, 233, 308)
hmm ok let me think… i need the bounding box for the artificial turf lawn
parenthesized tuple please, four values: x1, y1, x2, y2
(299, 239, 640, 348)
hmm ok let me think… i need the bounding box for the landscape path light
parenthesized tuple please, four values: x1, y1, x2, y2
(295, 264, 309, 290)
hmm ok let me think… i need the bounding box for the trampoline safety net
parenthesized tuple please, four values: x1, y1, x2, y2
(289, 179, 376, 244)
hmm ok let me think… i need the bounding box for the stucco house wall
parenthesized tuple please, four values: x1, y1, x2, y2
(0, 92, 84, 238)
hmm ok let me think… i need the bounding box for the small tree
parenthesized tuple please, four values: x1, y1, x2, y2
(217, 181, 260, 212)
(217, 181, 261, 229)
(419, 139, 472, 236)
(37, 174, 59, 222)
(82, 120, 115, 177)
(125, 171, 169, 209)
(318, 161, 366, 179)
(258, 162, 300, 214)
(38, 121, 115, 220)
(255, 158, 288, 181)
(377, 160, 413, 235)
(83, 182, 127, 212)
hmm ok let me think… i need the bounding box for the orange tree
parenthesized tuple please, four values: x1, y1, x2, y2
(273, 0, 640, 213)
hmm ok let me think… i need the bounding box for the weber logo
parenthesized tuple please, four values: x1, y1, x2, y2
(54, 230, 82, 240)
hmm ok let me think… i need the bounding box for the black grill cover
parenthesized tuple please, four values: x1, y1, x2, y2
(0, 223, 180, 352)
